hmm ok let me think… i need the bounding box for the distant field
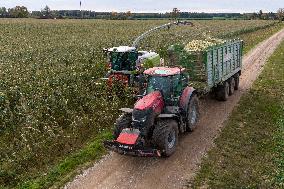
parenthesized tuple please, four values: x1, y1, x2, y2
(0, 19, 281, 188)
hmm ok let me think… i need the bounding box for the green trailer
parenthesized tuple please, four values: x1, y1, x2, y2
(169, 39, 243, 100)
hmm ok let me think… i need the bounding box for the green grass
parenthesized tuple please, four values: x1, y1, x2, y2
(192, 34, 284, 188)
(19, 131, 113, 189)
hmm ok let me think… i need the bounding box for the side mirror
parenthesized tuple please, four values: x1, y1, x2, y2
(136, 95, 144, 98)
(103, 48, 108, 54)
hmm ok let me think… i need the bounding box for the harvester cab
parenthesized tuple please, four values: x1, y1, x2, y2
(103, 46, 160, 87)
(105, 46, 137, 72)
(104, 66, 200, 157)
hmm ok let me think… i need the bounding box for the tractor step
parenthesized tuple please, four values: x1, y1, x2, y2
(104, 140, 161, 157)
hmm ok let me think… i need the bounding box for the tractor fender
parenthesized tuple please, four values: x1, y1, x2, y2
(158, 114, 177, 118)
(179, 86, 196, 115)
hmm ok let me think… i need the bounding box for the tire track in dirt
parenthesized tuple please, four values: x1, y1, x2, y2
(64, 28, 284, 189)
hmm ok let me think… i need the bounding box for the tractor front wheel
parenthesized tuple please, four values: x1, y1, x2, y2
(113, 113, 132, 139)
(153, 120, 179, 157)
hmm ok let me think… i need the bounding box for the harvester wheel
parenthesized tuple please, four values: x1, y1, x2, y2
(153, 120, 178, 157)
(113, 113, 132, 139)
(229, 77, 235, 96)
(186, 94, 200, 132)
(216, 81, 229, 101)
(234, 73, 240, 90)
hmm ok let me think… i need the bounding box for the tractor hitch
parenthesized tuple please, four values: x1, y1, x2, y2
(104, 140, 161, 157)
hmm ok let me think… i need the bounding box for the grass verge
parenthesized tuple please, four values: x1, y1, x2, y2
(18, 131, 113, 189)
(192, 33, 284, 188)
(12, 22, 284, 189)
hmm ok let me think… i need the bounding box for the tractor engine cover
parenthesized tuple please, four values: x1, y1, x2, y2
(132, 91, 164, 137)
(134, 91, 164, 113)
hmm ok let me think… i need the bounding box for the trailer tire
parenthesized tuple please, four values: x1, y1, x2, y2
(113, 113, 132, 139)
(186, 94, 200, 132)
(153, 120, 178, 157)
(216, 81, 229, 101)
(234, 73, 240, 90)
(229, 77, 235, 96)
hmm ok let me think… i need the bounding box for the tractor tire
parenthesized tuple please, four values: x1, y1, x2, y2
(234, 73, 240, 90)
(216, 81, 230, 101)
(229, 77, 235, 96)
(186, 94, 200, 132)
(113, 113, 132, 139)
(153, 120, 178, 157)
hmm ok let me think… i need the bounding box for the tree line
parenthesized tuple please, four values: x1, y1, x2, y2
(0, 6, 284, 21)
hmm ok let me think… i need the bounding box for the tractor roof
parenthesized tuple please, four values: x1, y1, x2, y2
(144, 67, 185, 76)
(107, 46, 136, 52)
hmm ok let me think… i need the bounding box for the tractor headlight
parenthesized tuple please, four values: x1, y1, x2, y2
(132, 115, 147, 122)
(139, 116, 147, 122)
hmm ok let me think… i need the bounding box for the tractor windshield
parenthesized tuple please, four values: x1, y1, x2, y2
(147, 74, 184, 105)
(147, 76, 172, 98)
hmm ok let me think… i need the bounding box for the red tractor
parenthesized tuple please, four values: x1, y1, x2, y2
(104, 67, 200, 157)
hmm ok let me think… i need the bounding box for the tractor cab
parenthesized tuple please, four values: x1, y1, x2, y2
(144, 67, 189, 106)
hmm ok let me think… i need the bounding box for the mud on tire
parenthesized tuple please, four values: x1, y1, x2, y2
(153, 120, 179, 157)
(229, 77, 235, 96)
(186, 94, 200, 132)
(113, 113, 132, 139)
(216, 81, 230, 101)
(234, 73, 240, 90)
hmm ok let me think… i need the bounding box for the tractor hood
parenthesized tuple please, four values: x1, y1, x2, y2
(134, 91, 164, 114)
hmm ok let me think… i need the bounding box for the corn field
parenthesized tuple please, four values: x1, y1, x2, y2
(0, 19, 277, 187)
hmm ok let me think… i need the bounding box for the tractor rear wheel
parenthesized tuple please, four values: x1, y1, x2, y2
(216, 81, 230, 101)
(229, 77, 235, 96)
(186, 94, 200, 132)
(153, 120, 178, 157)
(113, 113, 132, 139)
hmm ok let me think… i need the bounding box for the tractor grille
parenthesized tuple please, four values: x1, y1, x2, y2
(132, 108, 153, 136)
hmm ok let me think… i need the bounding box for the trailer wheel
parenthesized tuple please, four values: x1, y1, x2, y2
(113, 113, 132, 139)
(186, 94, 200, 132)
(229, 77, 235, 96)
(153, 120, 178, 157)
(234, 73, 240, 90)
(216, 81, 229, 101)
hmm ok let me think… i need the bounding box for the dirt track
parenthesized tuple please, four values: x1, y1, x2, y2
(64, 28, 284, 189)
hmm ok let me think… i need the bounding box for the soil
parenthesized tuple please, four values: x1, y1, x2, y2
(64, 28, 284, 189)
